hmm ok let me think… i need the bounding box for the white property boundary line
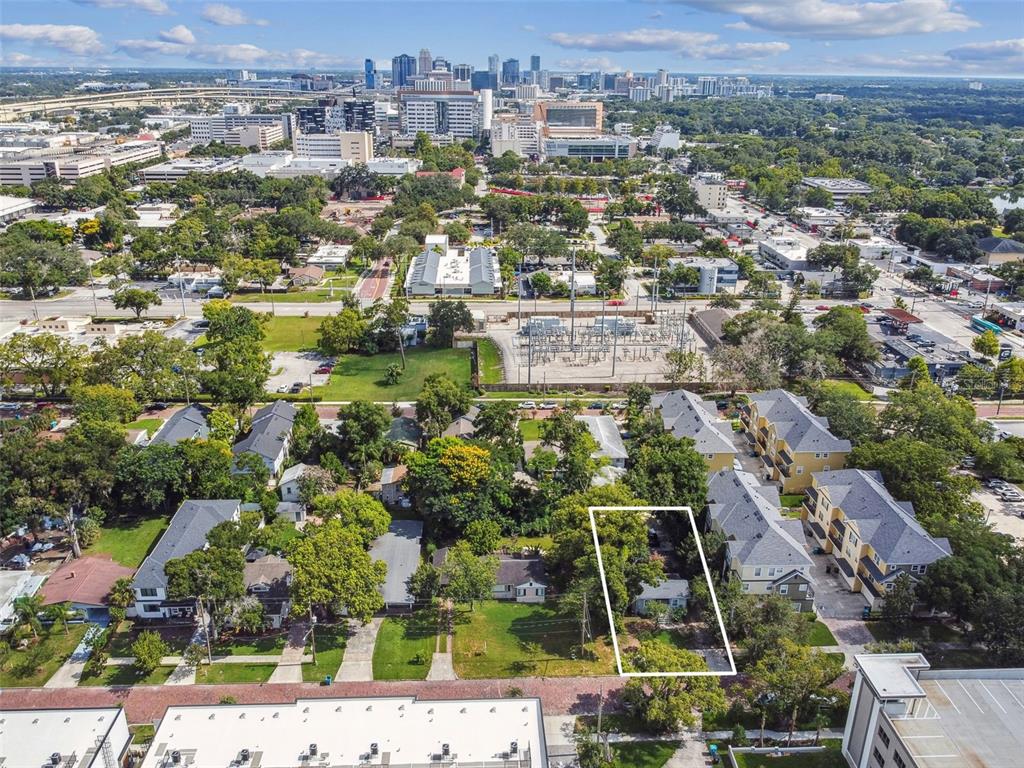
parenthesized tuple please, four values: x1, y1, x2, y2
(588, 505, 738, 679)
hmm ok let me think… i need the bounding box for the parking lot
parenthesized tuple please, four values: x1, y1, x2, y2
(972, 485, 1024, 542)
(266, 352, 331, 394)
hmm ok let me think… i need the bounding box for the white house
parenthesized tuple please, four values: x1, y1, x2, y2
(279, 462, 310, 502)
(634, 578, 689, 616)
(494, 557, 548, 603)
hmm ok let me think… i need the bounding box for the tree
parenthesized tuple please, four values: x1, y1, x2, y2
(813, 307, 878, 366)
(13, 594, 43, 639)
(709, 293, 741, 309)
(656, 175, 706, 218)
(415, 373, 472, 438)
(540, 410, 602, 493)
(288, 519, 386, 623)
(318, 308, 367, 355)
(626, 433, 708, 511)
(664, 349, 704, 385)
(335, 400, 390, 474)
(443, 221, 472, 244)
(881, 573, 917, 626)
(409, 561, 443, 603)
(112, 287, 162, 319)
(878, 383, 985, 458)
(0, 235, 88, 297)
(164, 547, 246, 641)
(70, 384, 140, 424)
(471, 400, 523, 456)
(441, 540, 499, 610)
(44, 601, 75, 635)
(114, 442, 184, 513)
(622, 642, 726, 733)
(0, 332, 89, 397)
(201, 334, 271, 409)
(972, 329, 1001, 359)
(131, 630, 170, 675)
(465, 519, 502, 556)
(88, 331, 200, 403)
(427, 299, 474, 348)
(384, 363, 403, 385)
(808, 388, 877, 445)
(309, 490, 391, 545)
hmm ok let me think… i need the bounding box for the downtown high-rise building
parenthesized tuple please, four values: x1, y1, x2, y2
(391, 53, 416, 87)
(501, 58, 519, 85)
(530, 55, 540, 72)
(488, 54, 499, 74)
(452, 63, 473, 81)
(433, 57, 451, 72)
(364, 58, 376, 89)
(418, 48, 433, 76)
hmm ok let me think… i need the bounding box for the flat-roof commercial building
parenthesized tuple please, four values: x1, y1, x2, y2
(186, 107, 296, 142)
(225, 123, 284, 151)
(404, 235, 502, 297)
(293, 131, 374, 162)
(693, 174, 728, 211)
(844, 653, 1024, 768)
(0, 194, 37, 224)
(758, 236, 812, 272)
(138, 696, 548, 768)
(800, 176, 873, 204)
(0, 141, 161, 184)
(400, 92, 481, 138)
(0, 707, 131, 768)
(533, 100, 603, 137)
(139, 157, 240, 183)
(543, 136, 636, 161)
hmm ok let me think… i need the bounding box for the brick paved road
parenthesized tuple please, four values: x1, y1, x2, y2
(357, 260, 391, 300)
(0, 676, 627, 724)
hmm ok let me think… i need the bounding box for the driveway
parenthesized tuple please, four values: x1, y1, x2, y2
(802, 531, 870, 621)
(336, 617, 382, 682)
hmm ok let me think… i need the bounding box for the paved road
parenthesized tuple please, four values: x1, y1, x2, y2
(357, 260, 392, 301)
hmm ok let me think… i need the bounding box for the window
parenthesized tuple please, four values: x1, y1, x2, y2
(754, 568, 762, 577)
(893, 752, 906, 768)
(742, 583, 750, 592)
(144, 603, 161, 613)
(798, 584, 808, 592)
(823, 465, 830, 471)
(779, 584, 789, 595)
(140, 588, 157, 598)
(872, 748, 886, 767)
(822, 452, 829, 458)
(796, 466, 804, 475)
(706, 453, 714, 460)
(878, 727, 891, 748)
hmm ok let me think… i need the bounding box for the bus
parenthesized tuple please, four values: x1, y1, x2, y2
(971, 315, 1002, 335)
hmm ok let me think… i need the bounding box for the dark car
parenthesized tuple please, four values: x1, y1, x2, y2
(148, 402, 169, 411)
(315, 366, 333, 374)
(289, 382, 305, 394)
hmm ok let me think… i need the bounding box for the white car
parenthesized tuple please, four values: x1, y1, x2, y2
(539, 401, 558, 410)
(519, 401, 537, 410)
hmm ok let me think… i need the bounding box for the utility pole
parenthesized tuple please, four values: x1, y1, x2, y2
(517, 254, 524, 330)
(308, 604, 318, 666)
(198, 595, 213, 664)
(527, 326, 533, 387)
(580, 591, 587, 655)
(569, 250, 577, 352)
(611, 303, 620, 378)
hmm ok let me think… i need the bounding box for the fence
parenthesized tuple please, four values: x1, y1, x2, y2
(727, 745, 830, 768)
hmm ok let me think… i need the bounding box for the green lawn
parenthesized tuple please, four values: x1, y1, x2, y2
(613, 742, 679, 768)
(372, 611, 436, 680)
(231, 289, 351, 304)
(519, 419, 544, 441)
(0, 625, 90, 687)
(125, 417, 163, 437)
(262, 315, 323, 352)
(453, 601, 616, 679)
(105, 621, 194, 656)
(79, 664, 176, 687)
(83, 516, 168, 568)
(477, 338, 504, 385)
(864, 620, 961, 645)
(315, 347, 472, 401)
(806, 617, 838, 647)
(780, 494, 806, 508)
(732, 741, 845, 768)
(302, 623, 348, 683)
(194, 663, 277, 684)
(820, 379, 872, 401)
(212, 633, 287, 656)
(498, 534, 553, 551)
(130, 724, 156, 744)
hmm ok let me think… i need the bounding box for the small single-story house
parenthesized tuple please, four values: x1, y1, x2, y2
(288, 265, 325, 286)
(634, 578, 690, 617)
(575, 414, 628, 468)
(275, 501, 306, 524)
(243, 554, 292, 629)
(279, 462, 311, 502)
(370, 519, 423, 612)
(442, 406, 480, 439)
(494, 557, 547, 603)
(148, 404, 210, 447)
(368, 464, 408, 506)
(387, 416, 423, 449)
(233, 401, 297, 478)
(38, 556, 135, 623)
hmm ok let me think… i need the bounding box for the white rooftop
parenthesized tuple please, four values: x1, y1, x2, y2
(0, 707, 129, 768)
(139, 697, 547, 768)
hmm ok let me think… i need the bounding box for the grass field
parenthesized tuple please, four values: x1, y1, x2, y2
(84, 516, 168, 568)
(302, 623, 348, 683)
(262, 315, 323, 352)
(125, 418, 163, 437)
(194, 663, 277, 684)
(372, 612, 436, 680)
(613, 742, 679, 768)
(315, 347, 472, 401)
(732, 740, 845, 768)
(453, 601, 615, 679)
(498, 534, 553, 551)
(806, 616, 838, 647)
(477, 338, 504, 385)
(105, 621, 194, 656)
(864, 620, 961, 644)
(519, 419, 544, 441)
(79, 664, 176, 687)
(780, 494, 806, 508)
(212, 633, 287, 656)
(820, 379, 872, 401)
(0, 624, 89, 687)
(231, 289, 351, 304)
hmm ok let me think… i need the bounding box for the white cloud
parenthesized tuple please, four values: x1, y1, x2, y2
(705, 41, 790, 59)
(159, 25, 196, 45)
(946, 38, 1024, 65)
(117, 35, 359, 68)
(73, 0, 170, 14)
(821, 39, 1024, 74)
(200, 3, 269, 27)
(0, 23, 104, 55)
(522, 24, 536, 32)
(724, 21, 751, 31)
(548, 28, 717, 52)
(649, 10, 665, 18)
(2, 51, 47, 66)
(555, 56, 621, 70)
(672, 0, 979, 39)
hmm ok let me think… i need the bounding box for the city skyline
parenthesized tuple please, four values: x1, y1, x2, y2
(0, 0, 1021, 78)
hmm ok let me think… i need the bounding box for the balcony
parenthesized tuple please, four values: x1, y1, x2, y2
(834, 555, 855, 579)
(859, 556, 887, 582)
(777, 449, 794, 466)
(828, 529, 844, 551)
(830, 518, 847, 539)
(807, 520, 827, 542)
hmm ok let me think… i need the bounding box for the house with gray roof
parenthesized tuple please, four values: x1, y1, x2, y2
(575, 414, 628, 468)
(634, 578, 689, 617)
(232, 401, 296, 478)
(442, 405, 480, 439)
(432, 549, 548, 603)
(369, 519, 423, 612)
(803, 469, 952, 607)
(742, 389, 852, 492)
(652, 389, 738, 472)
(149, 404, 210, 447)
(130, 499, 240, 620)
(706, 469, 815, 612)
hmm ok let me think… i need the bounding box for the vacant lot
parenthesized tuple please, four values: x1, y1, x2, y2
(315, 347, 472, 401)
(262, 316, 323, 352)
(478, 338, 504, 385)
(84, 516, 168, 568)
(0, 624, 89, 687)
(105, 621, 194, 657)
(372, 612, 435, 680)
(79, 664, 176, 687)
(212, 633, 287, 656)
(453, 601, 615, 678)
(733, 741, 845, 768)
(194, 663, 277, 684)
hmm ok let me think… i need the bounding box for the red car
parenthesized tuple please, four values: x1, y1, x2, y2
(315, 366, 333, 374)
(608, 299, 625, 306)
(815, 305, 830, 311)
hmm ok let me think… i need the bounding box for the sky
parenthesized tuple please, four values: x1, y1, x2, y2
(0, 0, 1022, 77)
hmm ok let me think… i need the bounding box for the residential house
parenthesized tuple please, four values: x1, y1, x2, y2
(634, 578, 689, 616)
(233, 401, 297, 478)
(243, 553, 292, 628)
(442, 405, 480, 439)
(129, 499, 240, 620)
(652, 389, 738, 472)
(279, 462, 310, 503)
(387, 415, 423, 449)
(275, 501, 306, 524)
(494, 557, 547, 603)
(149, 404, 210, 447)
(369, 519, 423, 612)
(976, 235, 1024, 267)
(367, 464, 408, 505)
(741, 389, 851, 492)
(575, 414, 628, 468)
(705, 469, 815, 612)
(802, 469, 952, 607)
(39, 555, 135, 623)
(287, 264, 325, 286)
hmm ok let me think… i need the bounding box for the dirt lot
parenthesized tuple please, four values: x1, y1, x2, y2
(321, 199, 390, 233)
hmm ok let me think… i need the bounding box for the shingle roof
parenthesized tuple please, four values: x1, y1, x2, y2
(132, 500, 240, 591)
(244, 554, 291, 601)
(279, 462, 310, 487)
(813, 469, 952, 567)
(496, 557, 546, 587)
(707, 469, 812, 570)
(39, 556, 135, 607)
(575, 414, 628, 461)
(233, 401, 296, 467)
(150, 404, 210, 447)
(652, 389, 737, 455)
(442, 405, 480, 439)
(977, 236, 1024, 255)
(748, 389, 851, 454)
(638, 578, 689, 601)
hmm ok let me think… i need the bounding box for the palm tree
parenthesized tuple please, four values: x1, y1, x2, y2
(13, 594, 43, 639)
(44, 602, 74, 635)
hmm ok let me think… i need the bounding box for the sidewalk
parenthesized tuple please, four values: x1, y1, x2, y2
(269, 622, 309, 684)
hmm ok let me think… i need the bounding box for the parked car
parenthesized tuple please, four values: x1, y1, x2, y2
(610, 401, 627, 410)
(815, 305, 829, 311)
(315, 366, 333, 374)
(518, 400, 537, 410)
(276, 385, 289, 394)
(588, 402, 605, 410)
(289, 382, 305, 394)
(147, 402, 169, 411)
(539, 401, 558, 410)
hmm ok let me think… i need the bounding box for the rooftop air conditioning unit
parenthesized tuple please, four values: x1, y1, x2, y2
(442, 744, 450, 757)
(371, 743, 379, 755)
(50, 754, 62, 767)
(241, 749, 251, 762)
(171, 751, 182, 765)
(310, 744, 318, 757)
